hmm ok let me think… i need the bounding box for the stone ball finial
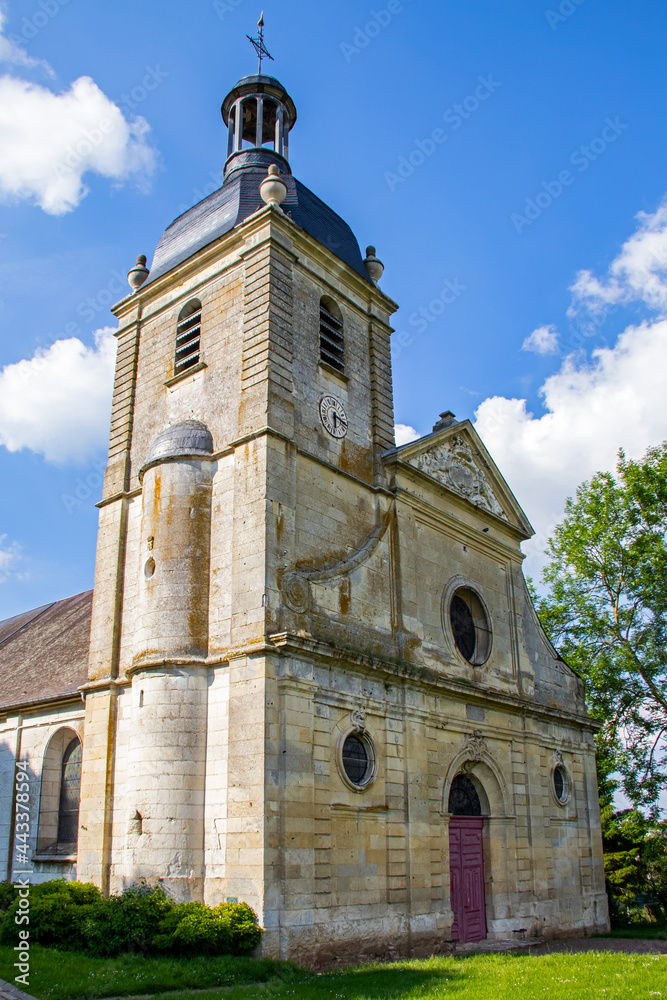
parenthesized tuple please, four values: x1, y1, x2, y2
(259, 164, 288, 209)
(128, 254, 150, 292)
(364, 245, 384, 285)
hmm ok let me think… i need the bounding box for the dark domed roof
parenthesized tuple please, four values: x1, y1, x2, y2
(142, 419, 213, 477)
(234, 73, 288, 90)
(146, 168, 372, 286)
(221, 75, 297, 127)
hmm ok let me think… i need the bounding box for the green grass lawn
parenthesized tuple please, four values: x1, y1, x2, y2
(0, 946, 665, 1000)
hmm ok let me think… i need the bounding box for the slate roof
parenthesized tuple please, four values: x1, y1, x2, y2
(147, 165, 372, 286)
(0, 591, 92, 711)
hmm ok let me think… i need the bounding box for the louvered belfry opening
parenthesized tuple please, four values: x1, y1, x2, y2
(319, 297, 345, 374)
(175, 299, 202, 376)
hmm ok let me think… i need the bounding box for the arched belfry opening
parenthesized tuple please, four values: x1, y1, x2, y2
(448, 773, 487, 943)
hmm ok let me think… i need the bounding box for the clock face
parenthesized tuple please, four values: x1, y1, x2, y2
(319, 395, 348, 438)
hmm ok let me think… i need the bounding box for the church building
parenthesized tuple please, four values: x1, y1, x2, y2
(0, 61, 609, 963)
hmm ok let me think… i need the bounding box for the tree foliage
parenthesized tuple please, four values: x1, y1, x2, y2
(534, 442, 667, 814)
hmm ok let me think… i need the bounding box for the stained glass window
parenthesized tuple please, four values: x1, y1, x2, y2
(57, 738, 82, 844)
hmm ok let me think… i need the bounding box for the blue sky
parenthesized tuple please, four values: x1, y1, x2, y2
(1, 0, 667, 618)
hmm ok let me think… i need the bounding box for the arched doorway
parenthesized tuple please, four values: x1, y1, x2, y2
(448, 773, 487, 943)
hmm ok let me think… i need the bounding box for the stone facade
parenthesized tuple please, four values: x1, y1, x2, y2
(0, 72, 608, 964)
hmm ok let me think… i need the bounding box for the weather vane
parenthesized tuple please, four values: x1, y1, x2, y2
(247, 12, 273, 74)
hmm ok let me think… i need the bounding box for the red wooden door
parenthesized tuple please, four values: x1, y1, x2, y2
(449, 817, 486, 942)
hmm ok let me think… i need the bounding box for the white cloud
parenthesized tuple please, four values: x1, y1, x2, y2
(395, 423, 421, 446)
(0, 327, 116, 463)
(474, 197, 667, 580)
(0, 13, 157, 215)
(0, 534, 21, 585)
(569, 198, 667, 315)
(0, 10, 48, 72)
(521, 324, 559, 355)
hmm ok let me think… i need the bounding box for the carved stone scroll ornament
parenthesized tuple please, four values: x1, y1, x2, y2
(462, 729, 488, 762)
(279, 505, 393, 613)
(551, 749, 564, 766)
(409, 436, 505, 518)
(350, 707, 367, 733)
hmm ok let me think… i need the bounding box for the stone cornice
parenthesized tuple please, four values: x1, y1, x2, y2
(0, 692, 84, 715)
(97, 425, 394, 508)
(112, 204, 397, 327)
(77, 632, 598, 733)
(268, 632, 600, 732)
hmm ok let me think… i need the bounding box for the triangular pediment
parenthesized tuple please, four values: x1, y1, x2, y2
(385, 421, 534, 538)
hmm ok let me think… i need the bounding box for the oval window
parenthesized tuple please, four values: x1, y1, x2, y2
(554, 765, 568, 804)
(342, 734, 369, 785)
(448, 587, 492, 665)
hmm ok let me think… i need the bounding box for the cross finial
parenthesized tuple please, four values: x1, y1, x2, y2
(247, 12, 274, 74)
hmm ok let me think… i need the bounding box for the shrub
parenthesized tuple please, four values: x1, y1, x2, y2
(222, 901, 264, 955)
(83, 882, 173, 957)
(0, 879, 263, 958)
(0, 880, 101, 951)
(0, 882, 16, 915)
(155, 901, 262, 956)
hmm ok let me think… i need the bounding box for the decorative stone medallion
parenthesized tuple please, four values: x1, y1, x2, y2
(409, 436, 505, 518)
(280, 572, 311, 613)
(319, 395, 348, 438)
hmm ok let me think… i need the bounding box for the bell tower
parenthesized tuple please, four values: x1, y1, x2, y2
(77, 47, 398, 928)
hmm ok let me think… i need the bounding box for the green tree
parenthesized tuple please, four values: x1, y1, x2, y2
(602, 807, 667, 924)
(534, 443, 667, 814)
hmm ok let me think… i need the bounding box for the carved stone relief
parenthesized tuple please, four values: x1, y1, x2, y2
(409, 436, 505, 518)
(350, 707, 367, 733)
(461, 729, 488, 762)
(280, 572, 311, 613)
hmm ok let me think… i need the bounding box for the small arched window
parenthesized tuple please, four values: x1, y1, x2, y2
(57, 738, 82, 845)
(175, 299, 202, 376)
(319, 297, 345, 375)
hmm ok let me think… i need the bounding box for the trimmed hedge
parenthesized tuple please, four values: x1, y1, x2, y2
(0, 879, 262, 957)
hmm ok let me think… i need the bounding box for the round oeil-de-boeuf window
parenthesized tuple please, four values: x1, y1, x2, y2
(340, 732, 376, 790)
(449, 587, 492, 665)
(554, 764, 569, 804)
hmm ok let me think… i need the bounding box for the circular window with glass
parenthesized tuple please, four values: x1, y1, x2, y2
(447, 587, 492, 665)
(339, 732, 376, 791)
(553, 764, 570, 805)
